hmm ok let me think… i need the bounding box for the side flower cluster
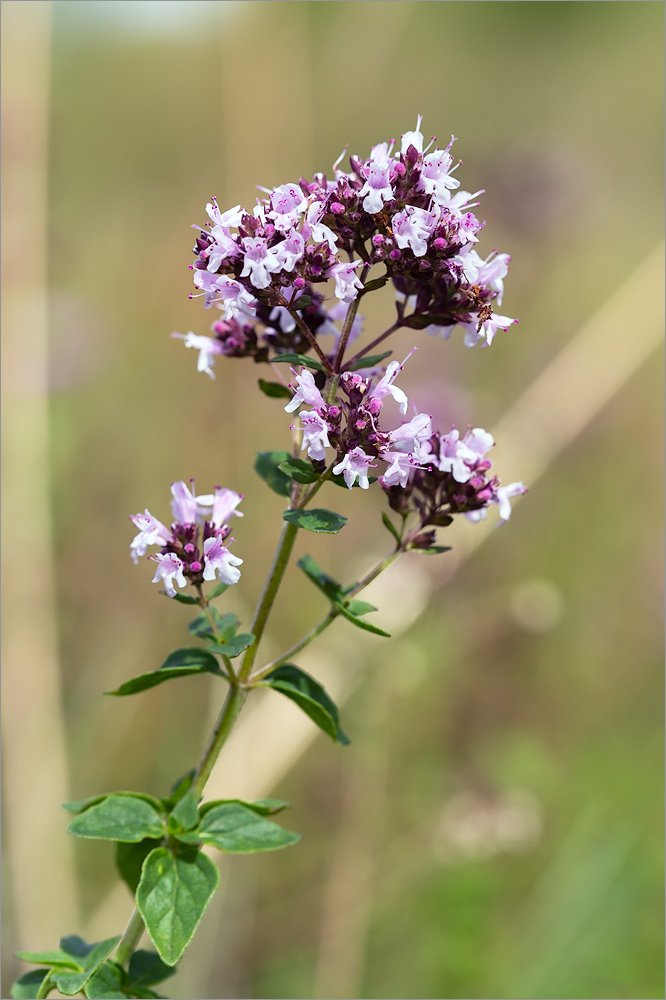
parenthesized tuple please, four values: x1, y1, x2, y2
(176, 117, 516, 377)
(382, 426, 527, 530)
(286, 351, 433, 489)
(130, 481, 243, 596)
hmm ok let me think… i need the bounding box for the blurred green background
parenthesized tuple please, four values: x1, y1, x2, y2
(2, 2, 664, 998)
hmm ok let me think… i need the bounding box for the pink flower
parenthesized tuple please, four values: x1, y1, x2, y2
(129, 510, 172, 564)
(388, 412, 432, 451)
(359, 158, 394, 214)
(170, 480, 199, 523)
(284, 369, 327, 414)
(269, 183, 307, 233)
(274, 229, 305, 272)
(150, 552, 187, 598)
(240, 237, 282, 290)
(202, 535, 243, 585)
(380, 451, 416, 489)
(367, 350, 417, 415)
(333, 447, 375, 489)
(195, 487, 244, 528)
(299, 409, 330, 462)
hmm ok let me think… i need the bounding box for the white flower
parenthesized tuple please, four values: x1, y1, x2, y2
(359, 159, 394, 214)
(299, 409, 330, 462)
(172, 332, 224, 378)
(496, 482, 527, 522)
(463, 313, 517, 349)
(240, 237, 282, 290)
(327, 260, 364, 303)
(392, 206, 435, 257)
(202, 535, 243, 585)
(333, 447, 375, 489)
(129, 510, 172, 564)
(380, 451, 415, 488)
(195, 487, 244, 528)
(284, 369, 327, 414)
(150, 552, 187, 598)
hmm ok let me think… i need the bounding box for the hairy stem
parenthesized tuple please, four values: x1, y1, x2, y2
(114, 906, 146, 969)
(282, 298, 334, 373)
(333, 270, 369, 371)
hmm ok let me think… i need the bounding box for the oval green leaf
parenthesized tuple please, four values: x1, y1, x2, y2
(68, 795, 165, 843)
(254, 450, 292, 497)
(106, 648, 223, 697)
(136, 847, 220, 967)
(179, 802, 300, 853)
(259, 664, 350, 745)
(283, 508, 347, 534)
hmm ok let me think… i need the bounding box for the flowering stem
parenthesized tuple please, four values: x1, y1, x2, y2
(333, 268, 369, 371)
(195, 584, 234, 679)
(282, 297, 334, 373)
(238, 519, 300, 683)
(344, 320, 402, 369)
(192, 682, 248, 795)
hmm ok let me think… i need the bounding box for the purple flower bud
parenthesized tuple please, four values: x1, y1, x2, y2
(184, 543, 196, 554)
(433, 237, 447, 250)
(394, 161, 406, 177)
(367, 397, 383, 415)
(190, 560, 202, 573)
(293, 276, 306, 289)
(372, 234, 385, 246)
(331, 202, 346, 215)
(389, 249, 402, 261)
(329, 405, 341, 419)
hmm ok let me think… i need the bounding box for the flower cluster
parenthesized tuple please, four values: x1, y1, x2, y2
(382, 426, 527, 530)
(286, 351, 433, 489)
(130, 481, 243, 596)
(176, 117, 516, 377)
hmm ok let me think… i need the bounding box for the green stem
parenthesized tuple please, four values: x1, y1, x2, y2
(195, 585, 234, 678)
(238, 519, 300, 682)
(192, 682, 248, 795)
(114, 906, 146, 969)
(35, 972, 54, 1000)
(333, 271, 369, 371)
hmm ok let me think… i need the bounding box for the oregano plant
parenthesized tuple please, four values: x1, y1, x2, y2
(12, 117, 527, 999)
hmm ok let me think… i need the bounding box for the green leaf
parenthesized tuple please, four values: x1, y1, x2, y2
(68, 795, 165, 843)
(345, 350, 393, 371)
(127, 951, 176, 989)
(107, 648, 224, 697)
(271, 352, 325, 372)
(410, 545, 452, 554)
(178, 802, 300, 853)
(169, 592, 199, 605)
(283, 508, 347, 534)
(199, 797, 291, 818)
(337, 602, 391, 637)
(259, 664, 350, 745)
(207, 580, 230, 599)
(381, 511, 402, 543)
(278, 458, 319, 484)
(188, 610, 238, 640)
(63, 792, 162, 815)
(10, 970, 51, 999)
(297, 554, 343, 602)
(14, 951, 79, 970)
(257, 378, 292, 400)
(344, 599, 377, 616)
(169, 790, 199, 832)
(289, 294, 313, 310)
(136, 846, 220, 967)
(254, 450, 292, 496)
(116, 839, 163, 895)
(60, 936, 95, 960)
(52, 938, 120, 996)
(83, 960, 127, 999)
(360, 275, 388, 293)
(207, 632, 254, 659)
